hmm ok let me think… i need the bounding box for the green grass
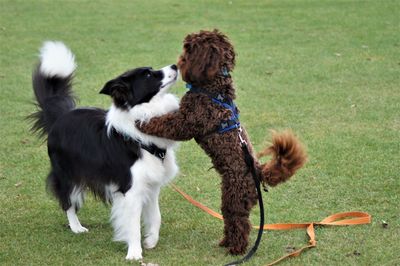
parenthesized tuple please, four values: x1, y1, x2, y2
(1, 0, 399, 265)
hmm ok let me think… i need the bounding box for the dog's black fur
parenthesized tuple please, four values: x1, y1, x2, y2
(29, 41, 179, 260)
(30, 64, 168, 210)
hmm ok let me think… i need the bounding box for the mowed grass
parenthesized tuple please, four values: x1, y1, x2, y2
(1, 0, 399, 265)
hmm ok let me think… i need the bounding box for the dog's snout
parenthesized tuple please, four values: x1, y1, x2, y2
(167, 65, 178, 80)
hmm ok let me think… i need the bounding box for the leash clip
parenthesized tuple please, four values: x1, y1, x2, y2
(238, 127, 247, 146)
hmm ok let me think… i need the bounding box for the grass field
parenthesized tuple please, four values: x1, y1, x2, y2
(1, 0, 399, 265)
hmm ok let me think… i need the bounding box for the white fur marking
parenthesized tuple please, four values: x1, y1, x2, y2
(160, 65, 178, 92)
(39, 41, 76, 78)
(67, 186, 87, 233)
(109, 145, 178, 260)
(105, 92, 179, 148)
(67, 207, 88, 233)
(70, 186, 84, 210)
(142, 187, 161, 249)
(97, 65, 180, 260)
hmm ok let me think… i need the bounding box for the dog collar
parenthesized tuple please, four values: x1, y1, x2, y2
(140, 142, 166, 161)
(120, 132, 166, 161)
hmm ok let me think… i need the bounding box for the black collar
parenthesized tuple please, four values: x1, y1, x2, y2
(119, 131, 166, 161)
(140, 142, 166, 161)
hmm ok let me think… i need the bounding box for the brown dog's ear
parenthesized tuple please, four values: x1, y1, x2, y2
(190, 44, 222, 83)
(204, 45, 223, 80)
(100, 78, 129, 107)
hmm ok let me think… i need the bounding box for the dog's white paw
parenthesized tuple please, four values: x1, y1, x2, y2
(70, 224, 89, 234)
(143, 234, 159, 249)
(126, 247, 142, 261)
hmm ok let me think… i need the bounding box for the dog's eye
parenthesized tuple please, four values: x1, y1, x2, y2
(145, 71, 153, 78)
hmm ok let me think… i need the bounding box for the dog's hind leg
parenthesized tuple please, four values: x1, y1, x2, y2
(142, 187, 161, 249)
(66, 186, 88, 233)
(220, 172, 257, 255)
(47, 170, 88, 233)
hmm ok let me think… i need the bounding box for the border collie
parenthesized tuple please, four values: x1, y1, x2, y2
(29, 41, 179, 260)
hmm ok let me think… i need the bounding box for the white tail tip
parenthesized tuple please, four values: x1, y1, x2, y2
(39, 41, 76, 78)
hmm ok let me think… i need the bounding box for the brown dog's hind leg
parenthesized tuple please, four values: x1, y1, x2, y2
(220, 215, 251, 255)
(219, 173, 257, 255)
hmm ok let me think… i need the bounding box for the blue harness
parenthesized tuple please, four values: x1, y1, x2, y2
(186, 83, 240, 133)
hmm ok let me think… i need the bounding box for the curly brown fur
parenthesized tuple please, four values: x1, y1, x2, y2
(257, 130, 307, 187)
(137, 29, 307, 255)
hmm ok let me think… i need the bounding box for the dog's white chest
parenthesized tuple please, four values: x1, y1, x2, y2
(131, 148, 178, 187)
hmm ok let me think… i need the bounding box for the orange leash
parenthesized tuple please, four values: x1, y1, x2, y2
(171, 184, 371, 265)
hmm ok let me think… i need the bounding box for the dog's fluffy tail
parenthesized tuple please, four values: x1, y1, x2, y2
(258, 130, 307, 186)
(29, 41, 76, 137)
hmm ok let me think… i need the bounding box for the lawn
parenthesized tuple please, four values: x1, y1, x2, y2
(0, 0, 399, 265)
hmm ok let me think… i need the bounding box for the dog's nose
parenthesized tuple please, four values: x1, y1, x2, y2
(171, 64, 177, 70)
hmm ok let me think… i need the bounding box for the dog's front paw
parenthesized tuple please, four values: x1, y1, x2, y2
(125, 247, 143, 261)
(143, 234, 159, 249)
(70, 224, 89, 234)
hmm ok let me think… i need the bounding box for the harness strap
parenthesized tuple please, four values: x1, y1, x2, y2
(219, 119, 241, 133)
(186, 83, 230, 104)
(186, 83, 240, 134)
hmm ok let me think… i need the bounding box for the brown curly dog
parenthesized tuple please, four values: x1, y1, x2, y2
(137, 29, 307, 255)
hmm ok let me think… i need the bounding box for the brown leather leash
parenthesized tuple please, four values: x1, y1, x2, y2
(171, 184, 371, 265)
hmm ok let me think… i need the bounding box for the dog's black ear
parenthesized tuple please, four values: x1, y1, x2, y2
(100, 78, 129, 107)
(100, 78, 122, 95)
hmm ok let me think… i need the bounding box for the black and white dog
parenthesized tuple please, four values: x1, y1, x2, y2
(30, 41, 179, 260)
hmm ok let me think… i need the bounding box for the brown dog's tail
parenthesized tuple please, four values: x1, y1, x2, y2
(258, 130, 307, 187)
